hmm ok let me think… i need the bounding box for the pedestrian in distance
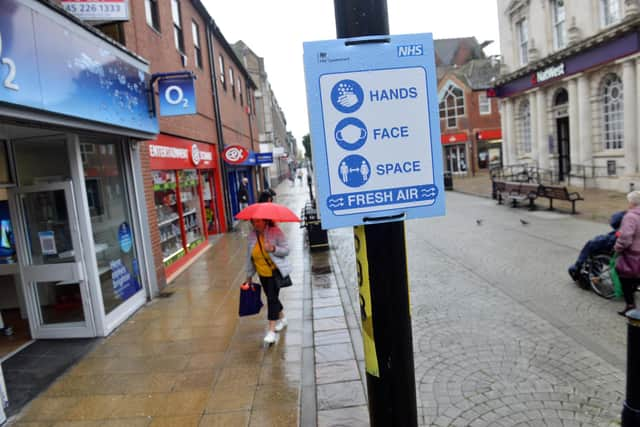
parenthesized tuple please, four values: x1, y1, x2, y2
(614, 191, 640, 316)
(258, 189, 274, 203)
(297, 168, 304, 185)
(238, 177, 250, 211)
(243, 218, 291, 344)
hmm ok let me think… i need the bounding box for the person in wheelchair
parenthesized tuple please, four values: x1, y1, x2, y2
(568, 210, 626, 282)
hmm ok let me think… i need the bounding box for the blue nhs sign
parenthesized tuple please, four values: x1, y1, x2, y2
(397, 44, 423, 57)
(303, 33, 445, 230)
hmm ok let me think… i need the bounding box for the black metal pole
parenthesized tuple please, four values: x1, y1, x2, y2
(622, 310, 640, 425)
(333, 1, 418, 426)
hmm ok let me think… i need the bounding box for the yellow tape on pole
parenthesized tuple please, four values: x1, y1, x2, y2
(354, 225, 380, 377)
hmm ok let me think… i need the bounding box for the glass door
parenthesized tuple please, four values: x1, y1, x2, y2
(14, 181, 94, 338)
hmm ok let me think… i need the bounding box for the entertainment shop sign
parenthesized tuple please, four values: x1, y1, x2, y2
(303, 34, 445, 229)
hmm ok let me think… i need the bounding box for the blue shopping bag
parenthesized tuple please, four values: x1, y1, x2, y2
(239, 282, 263, 316)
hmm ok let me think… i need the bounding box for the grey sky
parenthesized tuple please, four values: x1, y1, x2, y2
(201, 1, 501, 150)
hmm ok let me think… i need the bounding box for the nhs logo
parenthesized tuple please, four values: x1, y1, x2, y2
(397, 44, 424, 57)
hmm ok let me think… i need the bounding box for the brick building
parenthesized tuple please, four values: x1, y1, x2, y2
(58, 0, 260, 286)
(435, 38, 502, 175)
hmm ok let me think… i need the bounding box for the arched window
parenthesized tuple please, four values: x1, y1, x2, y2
(517, 99, 532, 154)
(439, 82, 465, 128)
(601, 73, 623, 150)
(553, 88, 568, 106)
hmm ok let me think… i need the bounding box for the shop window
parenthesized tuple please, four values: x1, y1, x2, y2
(96, 22, 125, 45)
(438, 82, 465, 128)
(144, 0, 160, 32)
(551, 0, 566, 50)
(0, 141, 12, 185)
(14, 138, 70, 186)
(601, 73, 623, 150)
(79, 143, 95, 165)
(219, 55, 226, 89)
(516, 18, 528, 65)
(153, 170, 205, 267)
(192, 21, 202, 69)
(601, 0, 621, 27)
(171, 0, 185, 53)
(517, 99, 532, 154)
(81, 139, 142, 315)
(478, 92, 491, 115)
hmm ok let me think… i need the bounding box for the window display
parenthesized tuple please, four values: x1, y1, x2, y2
(82, 140, 142, 315)
(153, 171, 184, 266)
(148, 135, 225, 278)
(201, 171, 219, 234)
(178, 170, 204, 251)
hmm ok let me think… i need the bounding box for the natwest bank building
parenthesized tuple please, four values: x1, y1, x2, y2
(146, 135, 225, 281)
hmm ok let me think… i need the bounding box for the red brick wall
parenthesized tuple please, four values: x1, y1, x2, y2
(123, 0, 218, 144)
(438, 75, 501, 174)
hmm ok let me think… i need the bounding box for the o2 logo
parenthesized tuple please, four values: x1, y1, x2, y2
(164, 84, 189, 108)
(158, 78, 196, 116)
(0, 32, 19, 91)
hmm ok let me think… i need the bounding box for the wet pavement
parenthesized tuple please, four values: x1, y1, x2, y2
(7, 176, 633, 427)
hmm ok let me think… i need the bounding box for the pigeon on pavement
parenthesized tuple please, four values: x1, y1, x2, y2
(520, 219, 529, 225)
(476, 219, 483, 226)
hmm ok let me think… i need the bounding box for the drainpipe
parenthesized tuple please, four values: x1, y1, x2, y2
(205, 20, 233, 231)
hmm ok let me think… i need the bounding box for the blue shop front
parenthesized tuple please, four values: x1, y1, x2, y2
(0, 0, 159, 357)
(222, 145, 258, 219)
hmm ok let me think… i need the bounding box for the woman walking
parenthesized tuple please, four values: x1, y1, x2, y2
(615, 191, 640, 316)
(244, 218, 290, 344)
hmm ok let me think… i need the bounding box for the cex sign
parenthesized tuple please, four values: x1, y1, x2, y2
(223, 145, 249, 165)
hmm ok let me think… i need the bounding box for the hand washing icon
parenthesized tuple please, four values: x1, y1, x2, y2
(334, 117, 367, 151)
(331, 79, 364, 114)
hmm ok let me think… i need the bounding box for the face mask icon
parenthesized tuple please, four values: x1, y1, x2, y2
(336, 124, 367, 144)
(334, 117, 368, 151)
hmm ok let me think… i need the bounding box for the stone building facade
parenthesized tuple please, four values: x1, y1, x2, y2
(495, 0, 640, 190)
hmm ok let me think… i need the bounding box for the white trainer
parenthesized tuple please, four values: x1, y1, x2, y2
(263, 331, 276, 344)
(275, 317, 288, 332)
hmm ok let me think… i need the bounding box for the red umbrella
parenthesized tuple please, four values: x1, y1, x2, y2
(235, 202, 301, 222)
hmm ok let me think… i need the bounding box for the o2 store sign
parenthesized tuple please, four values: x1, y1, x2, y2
(158, 77, 197, 117)
(0, 33, 19, 92)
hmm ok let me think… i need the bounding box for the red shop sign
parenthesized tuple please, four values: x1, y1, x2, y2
(441, 132, 468, 145)
(149, 134, 216, 170)
(223, 145, 249, 164)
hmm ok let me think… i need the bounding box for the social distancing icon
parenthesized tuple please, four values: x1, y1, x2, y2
(339, 154, 371, 188)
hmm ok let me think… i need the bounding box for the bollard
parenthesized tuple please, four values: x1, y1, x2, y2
(622, 309, 640, 426)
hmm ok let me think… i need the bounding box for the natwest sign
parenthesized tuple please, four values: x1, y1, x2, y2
(149, 134, 216, 170)
(532, 63, 565, 85)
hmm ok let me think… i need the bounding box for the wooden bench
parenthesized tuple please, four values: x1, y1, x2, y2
(495, 181, 540, 210)
(538, 185, 583, 214)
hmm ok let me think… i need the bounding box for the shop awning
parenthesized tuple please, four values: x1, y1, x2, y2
(476, 129, 502, 141)
(441, 132, 468, 145)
